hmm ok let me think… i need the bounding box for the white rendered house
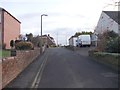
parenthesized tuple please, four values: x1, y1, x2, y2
(95, 11, 120, 35)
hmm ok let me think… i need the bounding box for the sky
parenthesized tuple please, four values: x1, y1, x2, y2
(0, 0, 119, 45)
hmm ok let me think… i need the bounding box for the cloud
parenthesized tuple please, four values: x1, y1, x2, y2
(1, 0, 115, 45)
(19, 12, 90, 34)
(0, 0, 55, 3)
(42, 27, 76, 45)
(18, 13, 41, 20)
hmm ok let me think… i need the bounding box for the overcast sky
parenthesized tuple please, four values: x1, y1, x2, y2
(0, 0, 119, 45)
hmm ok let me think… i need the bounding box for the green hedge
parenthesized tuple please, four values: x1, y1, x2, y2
(89, 50, 120, 71)
(105, 36, 120, 53)
(15, 41, 34, 50)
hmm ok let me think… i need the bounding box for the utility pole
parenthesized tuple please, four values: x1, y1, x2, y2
(57, 32, 58, 46)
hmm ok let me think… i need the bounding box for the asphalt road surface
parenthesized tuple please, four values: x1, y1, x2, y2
(5, 47, 119, 88)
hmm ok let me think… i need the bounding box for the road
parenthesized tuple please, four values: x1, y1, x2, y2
(5, 47, 118, 88)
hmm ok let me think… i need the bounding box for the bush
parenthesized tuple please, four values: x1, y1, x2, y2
(10, 40, 15, 48)
(15, 41, 34, 50)
(97, 31, 119, 52)
(15, 40, 22, 44)
(31, 36, 40, 47)
(105, 36, 120, 53)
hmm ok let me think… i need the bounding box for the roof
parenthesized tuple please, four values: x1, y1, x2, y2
(40, 35, 47, 37)
(0, 7, 21, 23)
(40, 34, 55, 43)
(40, 35, 54, 40)
(50, 37, 54, 39)
(103, 11, 120, 25)
(69, 36, 78, 40)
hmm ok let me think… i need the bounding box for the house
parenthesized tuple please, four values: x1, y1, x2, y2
(69, 36, 78, 47)
(40, 34, 56, 47)
(0, 7, 21, 49)
(90, 33, 98, 46)
(94, 11, 120, 35)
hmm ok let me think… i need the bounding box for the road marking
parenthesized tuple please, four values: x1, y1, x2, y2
(31, 54, 48, 88)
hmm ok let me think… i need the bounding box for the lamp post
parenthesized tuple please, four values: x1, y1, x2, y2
(40, 14, 48, 54)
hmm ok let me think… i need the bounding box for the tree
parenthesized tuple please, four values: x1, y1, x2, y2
(105, 36, 120, 53)
(74, 31, 93, 37)
(19, 34, 22, 40)
(31, 36, 41, 47)
(97, 30, 119, 52)
(105, 30, 119, 39)
(10, 40, 15, 49)
(26, 33, 33, 42)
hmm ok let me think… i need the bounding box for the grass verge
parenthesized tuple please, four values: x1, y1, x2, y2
(89, 50, 120, 71)
(0, 50, 11, 58)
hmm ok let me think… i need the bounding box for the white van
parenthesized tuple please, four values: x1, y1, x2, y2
(78, 34, 91, 47)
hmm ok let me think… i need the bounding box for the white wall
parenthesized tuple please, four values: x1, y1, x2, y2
(69, 37, 77, 46)
(69, 38, 73, 46)
(73, 37, 77, 46)
(95, 11, 119, 35)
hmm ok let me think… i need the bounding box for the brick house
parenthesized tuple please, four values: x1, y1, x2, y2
(0, 8, 21, 49)
(40, 34, 56, 47)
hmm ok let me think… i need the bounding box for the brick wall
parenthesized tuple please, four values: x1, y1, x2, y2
(0, 60, 2, 90)
(2, 48, 40, 88)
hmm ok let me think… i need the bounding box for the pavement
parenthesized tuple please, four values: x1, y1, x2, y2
(4, 47, 119, 88)
(4, 49, 49, 88)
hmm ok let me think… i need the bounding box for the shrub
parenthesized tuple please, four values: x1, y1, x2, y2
(10, 40, 15, 49)
(97, 31, 119, 52)
(106, 30, 119, 39)
(15, 41, 34, 50)
(15, 40, 22, 44)
(31, 36, 40, 47)
(105, 36, 120, 53)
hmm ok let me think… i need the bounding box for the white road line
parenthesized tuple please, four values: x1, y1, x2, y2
(35, 56, 48, 88)
(31, 54, 48, 88)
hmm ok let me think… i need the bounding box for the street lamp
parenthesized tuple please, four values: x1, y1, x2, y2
(40, 14, 48, 54)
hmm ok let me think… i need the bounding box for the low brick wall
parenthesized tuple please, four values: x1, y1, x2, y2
(2, 48, 40, 88)
(0, 60, 2, 90)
